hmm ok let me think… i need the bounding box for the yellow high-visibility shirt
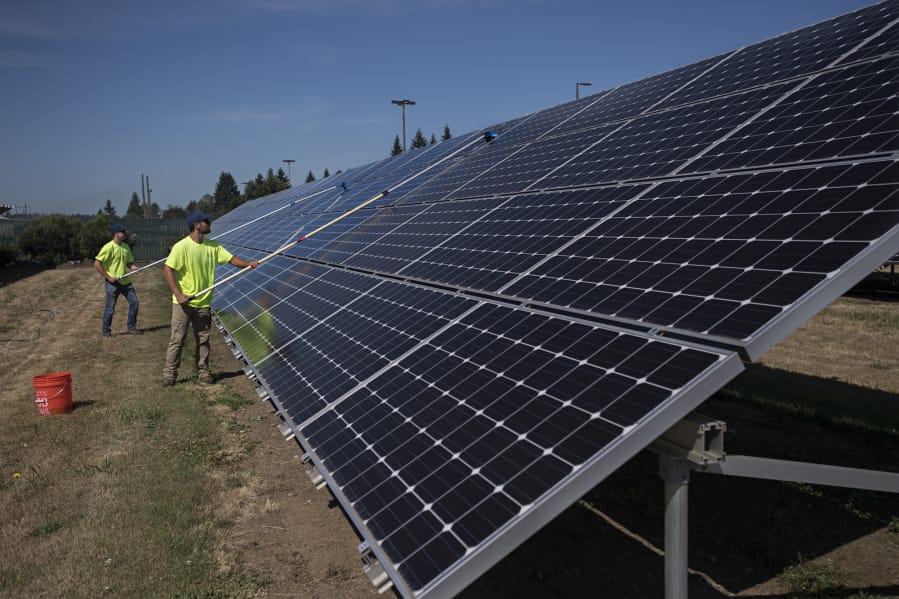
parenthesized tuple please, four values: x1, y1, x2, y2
(165, 236, 233, 308)
(95, 240, 135, 285)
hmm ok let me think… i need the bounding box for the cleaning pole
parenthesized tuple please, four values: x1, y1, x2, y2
(117, 182, 349, 280)
(187, 130, 498, 301)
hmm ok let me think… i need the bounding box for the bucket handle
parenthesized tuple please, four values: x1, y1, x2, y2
(34, 378, 71, 402)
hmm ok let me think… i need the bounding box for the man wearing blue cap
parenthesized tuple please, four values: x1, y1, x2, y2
(93, 223, 140, 337)
(162, 211, 259, 386)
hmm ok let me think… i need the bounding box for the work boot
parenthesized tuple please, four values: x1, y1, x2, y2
(127, 329, 142, 335)
(162, 377, 175, 387)
(198, 373, 215, 385)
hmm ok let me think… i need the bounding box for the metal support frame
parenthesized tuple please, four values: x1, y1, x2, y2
(360, 541, 394, 593)
(302, 454, 327, 490)
(278, 421, 295, 441)
(651, 414, 899, 599)
(659, 455, 691, 599)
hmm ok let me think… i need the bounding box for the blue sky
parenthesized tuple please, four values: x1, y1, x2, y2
(1, 0, 877, 215)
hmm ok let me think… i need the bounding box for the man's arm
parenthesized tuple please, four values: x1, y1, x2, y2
(229, 256, 259, 269)
(163, 264, 188, 305)
(93, 259, 114, 283)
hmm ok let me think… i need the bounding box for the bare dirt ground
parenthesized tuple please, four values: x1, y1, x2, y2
(3, 264, 897, 598)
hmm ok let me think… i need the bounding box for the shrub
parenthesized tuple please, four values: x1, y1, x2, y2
(77, 214, 112, 260)
(0, 242, 17, 265)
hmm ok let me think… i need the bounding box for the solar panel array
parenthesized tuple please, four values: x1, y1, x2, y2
(209, 3, 898, 597)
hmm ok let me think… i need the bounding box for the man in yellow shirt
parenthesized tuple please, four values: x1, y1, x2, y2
(93, 223, 139, 337)
(162, 211, 259, 386)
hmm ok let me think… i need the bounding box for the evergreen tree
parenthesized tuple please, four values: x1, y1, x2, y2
(305, 170, 316, 183)
(410, 128, 428, 150)
(185, 200, 198, 213)
(126, 192, 142, 217)
(441, 124, 452, 141)
(149, 202, 161, 218)
(242, 180, 256, 201)
(391, 135, 403, 156)
(252, 173, 265, 199)
(430, 133, 437, 145)
(276, 167, 290, 188)
(264, 168, 278, 196)
(323, 168, 330, 178)
(213, 171, 239, 214)
(162, 204, 187, 219)
(197, 194, 214, 214)
(102, 199, 117, 218)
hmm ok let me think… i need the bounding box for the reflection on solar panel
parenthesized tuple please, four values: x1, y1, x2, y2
(210, 3, 899, 597)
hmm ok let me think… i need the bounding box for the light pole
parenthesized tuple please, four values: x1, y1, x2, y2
(282, 159, 295, 181)
(576, 81, 592, 100)
(391, 99, 415, 152)
(241, 180, 252, 202)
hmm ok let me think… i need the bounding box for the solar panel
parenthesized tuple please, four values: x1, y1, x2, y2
(210, 3, 899, 597)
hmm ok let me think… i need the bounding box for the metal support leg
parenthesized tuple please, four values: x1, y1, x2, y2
(660, 455, 691, 599)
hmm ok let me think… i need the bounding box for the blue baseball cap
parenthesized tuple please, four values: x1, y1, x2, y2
(186, 210, 210, 228)
(110, 224, 127, 233)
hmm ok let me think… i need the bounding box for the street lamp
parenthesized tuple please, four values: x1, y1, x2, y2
(241, 180, 252, 201)
(576, 81, 592, 100)
(282, 159, 295, 181)
(391, 99, 415, 152)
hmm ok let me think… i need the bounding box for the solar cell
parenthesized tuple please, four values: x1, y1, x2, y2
(208, 3, 899, 597)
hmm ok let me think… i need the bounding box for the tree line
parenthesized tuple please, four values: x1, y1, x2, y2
(392, 124, 452, 156)
(95, 123, 452, 219)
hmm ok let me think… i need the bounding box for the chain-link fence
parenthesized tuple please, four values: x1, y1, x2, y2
(0, 218, 187, 263)
(118, 218, 187, 262)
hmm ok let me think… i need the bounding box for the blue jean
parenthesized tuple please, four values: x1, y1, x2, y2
(103, 281, 139, 335)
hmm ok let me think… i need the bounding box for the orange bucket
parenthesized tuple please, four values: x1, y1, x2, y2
(33, 372, 73, 415)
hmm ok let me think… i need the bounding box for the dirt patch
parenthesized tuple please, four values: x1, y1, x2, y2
(212, 369, 375, 598)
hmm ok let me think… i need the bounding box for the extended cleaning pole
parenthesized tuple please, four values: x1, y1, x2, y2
(117, 183, 349, 280)
(187, 130, 498, 300)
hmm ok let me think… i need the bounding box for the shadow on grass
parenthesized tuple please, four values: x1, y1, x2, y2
(721, 363, 899, 452)
(0, 261, 52, 287)
(70, 400, 96, 412)
(460, 366, 899, 599)
(216, 370, 246, 381)
(849, 269, 899, 301)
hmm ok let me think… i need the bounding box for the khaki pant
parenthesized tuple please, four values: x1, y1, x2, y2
(163, 304, 212, 381)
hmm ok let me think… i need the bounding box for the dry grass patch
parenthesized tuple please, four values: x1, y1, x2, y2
(0, 265, 264, 598)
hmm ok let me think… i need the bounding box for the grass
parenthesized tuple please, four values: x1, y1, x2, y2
(779, 557, 846, 595)
(0, 265, 265, 598)
(720, 296, 899, 446)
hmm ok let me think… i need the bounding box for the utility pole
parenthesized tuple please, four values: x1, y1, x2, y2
(141, 174, 147, 218)
(147, 176, 152, 217)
